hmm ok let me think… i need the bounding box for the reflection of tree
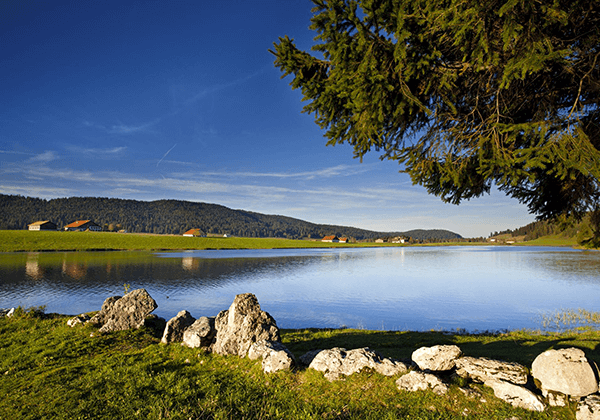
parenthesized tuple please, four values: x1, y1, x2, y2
(25, 254, 44, 280)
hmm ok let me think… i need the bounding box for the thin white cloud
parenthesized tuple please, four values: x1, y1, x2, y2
(170, 164, 370, 181)
(109, 120, 158, 134)
(67, 146, 127, 156)
(185, 68, 267, 106)
(0, 150, 32, 156)
(27, 151, 58, 163)
(0, 185, 72, 198)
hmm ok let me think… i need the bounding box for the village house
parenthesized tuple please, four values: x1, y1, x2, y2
(339, 237, 349, 243)
(183, 228, 205, 237)
(391, 236, 408, 244)
(28, 220, 57, 231)
(63, 220, 102, 232)
(322, 235, 339, 243)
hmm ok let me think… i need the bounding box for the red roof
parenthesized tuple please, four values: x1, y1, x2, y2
(322, 235, 339, 241)
(184, 228, 204, 236)
(64, 220, 91, 228)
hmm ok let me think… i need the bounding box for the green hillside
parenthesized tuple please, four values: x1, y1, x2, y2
(0, 194, 461, 241)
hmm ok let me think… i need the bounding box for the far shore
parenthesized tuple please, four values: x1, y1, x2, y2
(0, 229, 580, 253)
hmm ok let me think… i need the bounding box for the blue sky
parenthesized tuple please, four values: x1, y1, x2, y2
(0, 0, 535, 238)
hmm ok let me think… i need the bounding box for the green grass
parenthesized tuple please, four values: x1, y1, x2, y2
(0, 230, 395, 253)
(1, 309, 596, 419)
(520, 234, 579, 247)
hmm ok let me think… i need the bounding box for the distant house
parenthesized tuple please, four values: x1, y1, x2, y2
(28, 220, 57, 231)
(375, 238, 386, 243)
(391, 236, 408, 244)
(339, 237, 348, 243)
(183, 228, 205, 237)
(64, 220, 102, 232)
(322, 235, 339, 243)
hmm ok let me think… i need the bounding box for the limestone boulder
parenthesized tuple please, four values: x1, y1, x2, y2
(396, 371, 449, 395)
(248, 340, 295, 373)
(577, 395, 600, 420)
(412, 345, 462, 371)
(454, 356, 528, 385)
(308, 347, 408, 381)
(484, 379, 545, 412)
(212, 293, 280, 357)
(182, 316, 216, 350)
(87, 295, 121, 326)
(161, 310, 196, 344)
(531, 348, 598, 398)
(88, 289, 157, 333)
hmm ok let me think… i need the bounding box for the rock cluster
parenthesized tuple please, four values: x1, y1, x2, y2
(388, 344, 600, 416)
(67, 291, 600, 416)
(302, 347, 409, 381)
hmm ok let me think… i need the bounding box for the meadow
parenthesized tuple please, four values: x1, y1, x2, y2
(1, 307, 596, 419)
(0, 230, 374, 253)
(1, 230, 578, 253)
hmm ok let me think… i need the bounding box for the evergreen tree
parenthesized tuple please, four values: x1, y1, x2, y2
(272, 0, 600, 227)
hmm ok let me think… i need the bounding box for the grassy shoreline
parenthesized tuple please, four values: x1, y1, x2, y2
(0, 230, 580, 253)
(1, 310, 597, 419)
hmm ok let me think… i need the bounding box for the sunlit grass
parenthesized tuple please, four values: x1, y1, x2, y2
(0, 230, 392, 252)
(1, 308, 596, 419)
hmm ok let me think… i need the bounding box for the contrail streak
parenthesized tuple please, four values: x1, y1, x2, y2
(157, 144, 177, 166)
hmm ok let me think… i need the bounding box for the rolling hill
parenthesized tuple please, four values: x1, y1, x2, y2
(0, 194, 462, 241)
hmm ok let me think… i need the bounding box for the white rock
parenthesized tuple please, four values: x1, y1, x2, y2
(532, 348, 598, 398)
(412, 345, 462, 371)
(455, 356, 528, 384)
(577, 394, 600, 420)
(484, 379, 545, 412)
(161, 310, 195, 344)
(308, 347, 408, 381)
(396, 371, 449, 395)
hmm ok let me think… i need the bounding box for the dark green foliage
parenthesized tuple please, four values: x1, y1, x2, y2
(0, 194, 462, 240)
(272, 0, 600, 225)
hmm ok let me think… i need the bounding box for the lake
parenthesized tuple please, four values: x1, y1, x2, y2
(1, 246, 599, 332)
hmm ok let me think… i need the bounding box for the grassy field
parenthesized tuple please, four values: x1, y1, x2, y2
(0, 230, 390, 253)
(1, 308, 596, 419)
(2, 230, 584, 253)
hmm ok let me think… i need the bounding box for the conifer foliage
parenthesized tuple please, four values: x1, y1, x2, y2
(272, 0, 600, 225)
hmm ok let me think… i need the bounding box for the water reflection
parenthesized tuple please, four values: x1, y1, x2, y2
(0, 247, 599, 332)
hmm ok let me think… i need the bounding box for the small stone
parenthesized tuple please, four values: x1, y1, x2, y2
(182, 317, 216, 349)
(577, 394, 600, 420)
(412, 345, 462, 371)
(161, 310, 195, 344)
(455, 356, 528, 385)
(484, 379, 545, 412)
(396, 371, 449, 395)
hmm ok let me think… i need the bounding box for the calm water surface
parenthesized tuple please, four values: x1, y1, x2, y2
(1, 246, 599, 331)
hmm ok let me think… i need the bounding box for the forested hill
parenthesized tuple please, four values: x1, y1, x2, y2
(0, 194, 462, 241)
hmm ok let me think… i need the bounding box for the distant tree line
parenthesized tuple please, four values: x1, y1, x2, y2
(0, 194, 462, 241)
